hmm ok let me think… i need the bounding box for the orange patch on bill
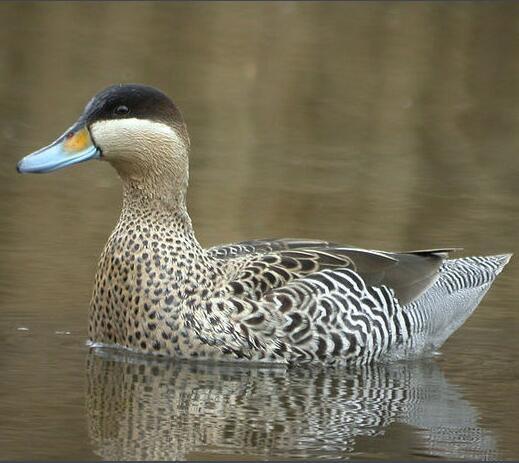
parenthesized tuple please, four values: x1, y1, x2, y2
(63, 128, 91, 153)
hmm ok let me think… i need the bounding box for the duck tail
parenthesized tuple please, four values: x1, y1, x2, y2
(402, 253, 512, 355)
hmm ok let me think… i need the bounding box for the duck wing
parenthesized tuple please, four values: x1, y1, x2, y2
(376, 249, 461, 304)
(203, 250, 505, 365)
(212, 239, 459, 305)
(208, 238, 338, 258)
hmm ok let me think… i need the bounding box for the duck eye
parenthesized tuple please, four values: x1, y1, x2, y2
(114, 105, 129, 116)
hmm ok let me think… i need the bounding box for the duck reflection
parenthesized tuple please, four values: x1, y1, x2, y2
(86, 350, 496, 460)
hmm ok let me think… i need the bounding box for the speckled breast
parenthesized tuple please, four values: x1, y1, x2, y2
(88, 212, 225, 359)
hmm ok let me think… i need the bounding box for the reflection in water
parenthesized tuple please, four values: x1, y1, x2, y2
(86, 350, 496, 460)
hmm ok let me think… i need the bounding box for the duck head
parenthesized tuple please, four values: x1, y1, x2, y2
(17, 84, 190, 200)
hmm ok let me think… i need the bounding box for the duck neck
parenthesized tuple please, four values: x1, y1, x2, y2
(117, 175, 200, 251)
(122, 175, 187, 216)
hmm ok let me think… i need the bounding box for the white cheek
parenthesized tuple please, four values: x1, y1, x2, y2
(90, 118, 184, 158)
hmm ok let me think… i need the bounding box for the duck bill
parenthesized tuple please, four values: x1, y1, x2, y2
(17, 124, 100, 174)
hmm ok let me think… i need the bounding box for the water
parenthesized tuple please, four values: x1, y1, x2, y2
(1, 2, 519, 460)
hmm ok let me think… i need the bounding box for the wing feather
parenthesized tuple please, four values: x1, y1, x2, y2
(210, 238, 460, 305)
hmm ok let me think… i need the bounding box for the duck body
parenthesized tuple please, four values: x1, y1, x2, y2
(17, 84, 511, 366)
(90, 197, 509, 366)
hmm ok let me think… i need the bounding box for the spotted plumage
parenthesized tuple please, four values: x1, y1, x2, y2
(17, 84, 512, 366)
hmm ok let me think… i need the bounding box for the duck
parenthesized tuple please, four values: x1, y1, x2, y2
(16, 84, 512, 366)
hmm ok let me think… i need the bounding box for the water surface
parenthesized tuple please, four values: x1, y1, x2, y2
(0, 2, 518, 460)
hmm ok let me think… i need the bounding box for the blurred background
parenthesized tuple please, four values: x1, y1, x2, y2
(0, 2, 518, 460)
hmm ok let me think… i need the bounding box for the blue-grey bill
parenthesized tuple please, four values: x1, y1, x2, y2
(17, 127, 100, 174)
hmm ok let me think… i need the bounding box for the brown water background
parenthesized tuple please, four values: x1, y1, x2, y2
(0, 2, 518, 460)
